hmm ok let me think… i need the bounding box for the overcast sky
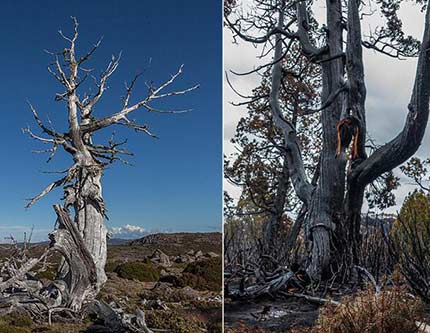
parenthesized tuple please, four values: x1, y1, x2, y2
(224, 0, 430, 214)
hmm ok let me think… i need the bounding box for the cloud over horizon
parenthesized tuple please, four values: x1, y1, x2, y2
(109, 224, 148, 239)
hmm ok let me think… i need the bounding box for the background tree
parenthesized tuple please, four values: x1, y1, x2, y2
(401, 157, 430, 192)
(226, 0, 430, 280)
(225, 46, 322, 258)
(390, 190, 430, 302)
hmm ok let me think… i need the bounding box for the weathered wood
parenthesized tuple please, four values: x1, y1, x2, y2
(21, 18, 196, 314)
(50, 205, 98, 311)
(92, 300, 153, 333)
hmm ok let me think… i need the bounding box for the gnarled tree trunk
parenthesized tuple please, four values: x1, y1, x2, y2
(10, 17, 197, 318)
(230, 0, 430, 281)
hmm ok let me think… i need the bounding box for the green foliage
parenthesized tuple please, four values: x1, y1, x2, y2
(182, 257, 222, 292)
(105, 260, 121, 273)
(35, 267, 57, 281)
(392, 190, 430, 237)
(183, 257, 222, 291)
(0, 312, 33, 333)
(0, 324, 30, 333)
(158, 258, 222, 291)
(399, 190, 430, 223)
(146, 310, 203, 333)
(115, 261, 160, 282)
(390, 190, 430, 302)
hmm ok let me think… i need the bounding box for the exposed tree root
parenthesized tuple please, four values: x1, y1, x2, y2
(0, 205, 152, 332)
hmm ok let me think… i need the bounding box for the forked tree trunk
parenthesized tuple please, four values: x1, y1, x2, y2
(265, 0, 430, 281)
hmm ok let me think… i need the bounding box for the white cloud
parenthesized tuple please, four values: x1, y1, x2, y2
(110, 224, 148, 239)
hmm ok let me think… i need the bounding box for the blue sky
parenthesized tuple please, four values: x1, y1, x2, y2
(0, 0, 222, 241)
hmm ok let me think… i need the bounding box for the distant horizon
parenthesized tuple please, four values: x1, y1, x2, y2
(0, 226, 222, 244)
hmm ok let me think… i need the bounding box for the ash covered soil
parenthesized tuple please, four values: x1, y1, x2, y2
(0, 232, 222, 333)
(224, 296, 319, 333)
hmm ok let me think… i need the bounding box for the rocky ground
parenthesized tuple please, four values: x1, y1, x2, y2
(0, 232, 222, 333)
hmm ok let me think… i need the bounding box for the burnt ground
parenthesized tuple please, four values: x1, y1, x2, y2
(224, 296, 320, 333)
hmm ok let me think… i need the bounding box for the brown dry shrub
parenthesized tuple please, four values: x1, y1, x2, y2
(316, 284, 424, 333)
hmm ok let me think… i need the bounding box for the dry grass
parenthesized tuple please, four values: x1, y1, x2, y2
(315, 284, 424, 333)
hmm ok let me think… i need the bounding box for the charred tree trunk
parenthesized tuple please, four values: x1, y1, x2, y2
(266, 0, 430, 280)
(264, 158, 289, 254)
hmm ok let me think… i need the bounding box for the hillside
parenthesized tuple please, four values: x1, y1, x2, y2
(128, 232, 222, 254)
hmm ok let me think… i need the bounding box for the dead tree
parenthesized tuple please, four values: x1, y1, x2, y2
(226, 0, 430, 280)
(3, 17, 197, 318)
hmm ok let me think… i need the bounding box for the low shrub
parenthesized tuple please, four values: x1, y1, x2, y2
(105, 260, 121, 273)
(146, 310, 203, 333)
(388, 192, 430, 302)
(115, 261, 160, 282)
(0, 324, 30, 333)
(182, 257, 222, 292)
(0, 312, 33, 333)
(0, 312, 32, 327)
(34, 267, 57, 281)
(158, 258, 221, 292)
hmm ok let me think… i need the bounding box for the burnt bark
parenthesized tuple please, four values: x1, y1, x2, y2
(254, 0, 430, 280)
(264, 158, 289, 254)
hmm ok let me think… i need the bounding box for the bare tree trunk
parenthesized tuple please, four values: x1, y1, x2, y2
(73, 166, 108, 288)
(17, 18, 197, 316)
(51, 205, 98, 311)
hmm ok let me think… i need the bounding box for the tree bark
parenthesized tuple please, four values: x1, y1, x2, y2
(264, 158, 289, 255)
(269, 0, 430, 280)
(302, 0, 347, 279)
(71, 166, 108, 289)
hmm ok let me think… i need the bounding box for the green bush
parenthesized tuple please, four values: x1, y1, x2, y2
(105, 260, 121, 273)
(1, 312, 32, 327)
(0, 312, 33, 333)
(115, 261, 160, 282)
(390, 190, 430, 302)
(159, 258, 221, 291)
(182, 257, 222, 292)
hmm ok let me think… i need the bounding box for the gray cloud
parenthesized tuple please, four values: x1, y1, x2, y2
(224, 4, 430, 211)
